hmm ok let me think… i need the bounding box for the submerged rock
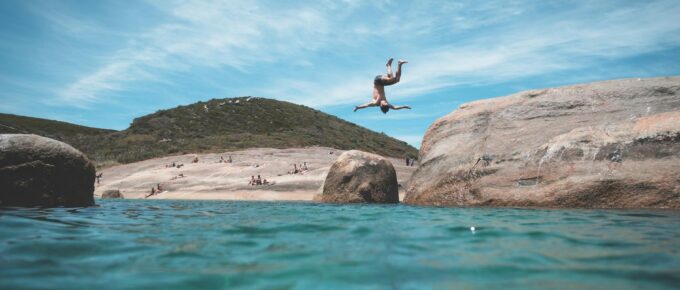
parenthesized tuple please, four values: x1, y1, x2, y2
(404, 77, 680, 208)
(320, 150, 399, 203)
(0, 134, 95, 207)
(101, 189, 123, 199)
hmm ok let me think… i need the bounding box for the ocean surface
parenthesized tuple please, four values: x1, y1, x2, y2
(1, 200, 679, 290)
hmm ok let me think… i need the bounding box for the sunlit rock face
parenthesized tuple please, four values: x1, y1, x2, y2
(321, 150, 399, 204)
(405, 77, 680, 208)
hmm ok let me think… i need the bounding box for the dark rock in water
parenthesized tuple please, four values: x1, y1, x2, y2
(101, 190, 123, 199)
(0, 134, 95, 207)
(320, 150, 399, 203)
(404, 77, 680, 208)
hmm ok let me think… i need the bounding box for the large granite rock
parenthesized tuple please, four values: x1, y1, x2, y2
(320, 150, 399, 203)
(0, 134, 95, 207)
(404, 77, 680, 208)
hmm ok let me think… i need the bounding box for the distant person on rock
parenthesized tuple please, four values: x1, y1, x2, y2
(146, 187, 156, 198)
(354, 58, 412, 114)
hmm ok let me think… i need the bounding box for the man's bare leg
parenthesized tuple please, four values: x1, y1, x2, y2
(383, 59, 407, 85)
(354, 101, 378, 112)
(386, 58, 394, 78)
(395, 60, 407, 82)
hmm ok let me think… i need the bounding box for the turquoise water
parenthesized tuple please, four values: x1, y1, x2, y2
(1, 200, 679, 290)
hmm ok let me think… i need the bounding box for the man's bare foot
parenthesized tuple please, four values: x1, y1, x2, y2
(354, 106, 359, 112)
(398, 60, 408, 65)
(386, 58, 393, 66)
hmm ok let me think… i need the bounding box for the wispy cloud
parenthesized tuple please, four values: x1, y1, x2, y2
(275, 0, 680, 107)
(38, 0, 680, 112)
(56, 0, 333, 105)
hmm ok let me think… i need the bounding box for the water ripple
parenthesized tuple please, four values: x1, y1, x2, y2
(1, 200, 679, 290)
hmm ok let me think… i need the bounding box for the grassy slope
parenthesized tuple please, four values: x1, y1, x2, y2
(0, 97, 418, 165)
(0, 113, 115, 160)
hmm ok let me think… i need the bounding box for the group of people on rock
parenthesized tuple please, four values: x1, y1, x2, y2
(248, 175, 270, 186)
(218, 156, 233, 163)
(405, 157, 417, 167)
(289, 162, 309, 174)
(170, 173, 185, 180)
(165, 162, 184, 168)
(146, 183, 164, 198)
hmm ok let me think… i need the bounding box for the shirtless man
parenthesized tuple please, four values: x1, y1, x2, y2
(354, 58, 411, 114)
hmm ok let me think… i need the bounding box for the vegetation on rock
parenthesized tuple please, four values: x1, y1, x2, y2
(1, 97, 417, 166)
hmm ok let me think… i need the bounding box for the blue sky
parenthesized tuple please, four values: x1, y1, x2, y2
(1, 0, 679, 148)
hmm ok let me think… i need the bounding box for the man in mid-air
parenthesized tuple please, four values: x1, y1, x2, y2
(354, 58, 411, 114)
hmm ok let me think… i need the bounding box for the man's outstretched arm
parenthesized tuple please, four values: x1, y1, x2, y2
(354, 101, 378, 112)
(389, 104, 411, 110)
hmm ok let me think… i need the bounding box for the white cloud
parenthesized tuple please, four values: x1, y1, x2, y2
(53, 0, 680, 110)
(57, 0, 332, 105)
(298, 0, 680, 107)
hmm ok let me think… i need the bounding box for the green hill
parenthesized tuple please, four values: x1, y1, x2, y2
(0, 97, 418, 166)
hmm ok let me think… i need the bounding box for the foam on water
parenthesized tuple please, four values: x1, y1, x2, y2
(1, 200, 679, 290)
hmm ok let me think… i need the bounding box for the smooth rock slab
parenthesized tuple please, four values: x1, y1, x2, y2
(320, 150, 399, 203)
(0, 134, 95, 207)
(405, 77, 680, 208)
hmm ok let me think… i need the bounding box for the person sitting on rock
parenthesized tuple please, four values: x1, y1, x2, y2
(146, 187, 156, 198)
(354, 58, 412, 114)
(256, 175, 262, 185)
(249, 176, 256, 186)
(302, 162, 308, 171)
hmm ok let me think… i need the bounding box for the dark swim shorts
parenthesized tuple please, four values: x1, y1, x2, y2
(374, 75, 386, 86)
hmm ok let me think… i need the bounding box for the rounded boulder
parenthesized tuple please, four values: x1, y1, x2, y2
(101, 189, 123, 199)
(0, 134, 95, 207)
(320, 150, 399, 203)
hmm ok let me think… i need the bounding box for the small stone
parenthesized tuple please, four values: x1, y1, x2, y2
(101, 190, 124, 199)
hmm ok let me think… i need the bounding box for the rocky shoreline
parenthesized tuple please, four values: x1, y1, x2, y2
(93, 147, 415, 202)
(3, 77, 679, 209)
